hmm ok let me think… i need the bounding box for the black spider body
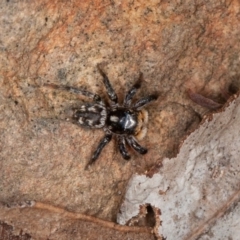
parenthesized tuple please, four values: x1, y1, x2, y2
(44, 66, 157, 169)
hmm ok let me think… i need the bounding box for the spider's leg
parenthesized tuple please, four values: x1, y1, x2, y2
(118, 136, 131, 160)
(85, 133, 112, 169)
(126, 136, 147, 155)
(43, 83, 102, 102)
(133, 94, 158, 109)
(124, 72, 142, 107)
(97, 65, 118, 104)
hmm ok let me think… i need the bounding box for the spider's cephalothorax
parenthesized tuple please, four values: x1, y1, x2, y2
(44, 66, 158, 169)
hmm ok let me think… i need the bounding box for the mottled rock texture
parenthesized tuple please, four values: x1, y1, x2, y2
(0, 0, 240, 239)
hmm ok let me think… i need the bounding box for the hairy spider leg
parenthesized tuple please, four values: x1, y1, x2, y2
(97, 65, 118, 104)
(133, 94, 158, 109)
(126, 136, 147, 155)
(124, 72, 142, 107)
(118, 136, 131, 160)
(43, 83, 102, 102)
(85, 134, 112, 169)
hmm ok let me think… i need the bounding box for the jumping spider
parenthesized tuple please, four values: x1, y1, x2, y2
(44, 66, 158, 169)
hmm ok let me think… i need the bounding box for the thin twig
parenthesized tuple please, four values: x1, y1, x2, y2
(185, 189, 240, 240)
(33, 201, 152, 234)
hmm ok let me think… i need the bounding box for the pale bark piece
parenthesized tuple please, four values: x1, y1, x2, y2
(118, 93, 240, 240)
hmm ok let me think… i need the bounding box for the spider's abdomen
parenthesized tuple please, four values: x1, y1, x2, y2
(72, 103, 107, 128)
(107, 108, 138, 134)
